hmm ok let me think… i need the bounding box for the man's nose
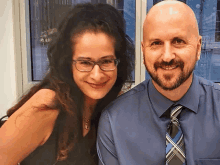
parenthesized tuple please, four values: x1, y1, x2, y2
(161, 43, 175, 62)
(90, 64, 104, 81)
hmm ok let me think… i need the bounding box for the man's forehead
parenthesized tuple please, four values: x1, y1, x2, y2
(146, 26, 189, 41)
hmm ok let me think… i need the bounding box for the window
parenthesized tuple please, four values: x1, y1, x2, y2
(185, 0, 220, 82)
(28, 0, 135, 81)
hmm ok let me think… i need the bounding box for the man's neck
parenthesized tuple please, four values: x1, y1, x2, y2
(152, 74, 193, 101)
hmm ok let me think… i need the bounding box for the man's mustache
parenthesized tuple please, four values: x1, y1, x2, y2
(154, 59, 184, 71)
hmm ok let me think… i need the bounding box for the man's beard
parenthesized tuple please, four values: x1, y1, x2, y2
(145, 58, 196, 91)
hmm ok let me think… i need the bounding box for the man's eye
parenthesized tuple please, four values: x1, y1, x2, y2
(151, 41, 162, 46)
(173, 38, 185, 45)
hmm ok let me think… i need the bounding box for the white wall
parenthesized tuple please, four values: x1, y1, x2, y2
(0, 0, 17, 117)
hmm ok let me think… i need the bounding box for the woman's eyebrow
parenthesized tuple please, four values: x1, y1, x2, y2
(76, 55, 115, 60)
(76, 57, 91, 60)
(100, 55, 115, 59)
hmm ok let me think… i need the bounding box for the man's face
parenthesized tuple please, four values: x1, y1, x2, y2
(142, 10, 201, 91)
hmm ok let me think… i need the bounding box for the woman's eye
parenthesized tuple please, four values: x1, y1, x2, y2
(80, 61, 92, 65)
(102, 59, 113, 64)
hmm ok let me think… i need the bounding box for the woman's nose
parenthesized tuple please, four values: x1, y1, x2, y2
(89, 64, 105, 81)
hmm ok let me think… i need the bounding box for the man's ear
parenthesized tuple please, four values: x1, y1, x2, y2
(141, 41, 145, 64)
(197, 36, 202, 60)
(141, 41, 144, 52)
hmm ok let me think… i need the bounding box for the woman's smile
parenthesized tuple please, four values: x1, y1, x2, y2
(86, 81, 108, 89)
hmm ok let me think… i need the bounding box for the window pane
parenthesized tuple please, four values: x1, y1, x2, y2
(145, 0, 220, 82)
(29, 0, 135, 81)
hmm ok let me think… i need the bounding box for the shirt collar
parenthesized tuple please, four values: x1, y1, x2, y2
(148, 79, 173, 117)
(177, 74, 200, 114)
(148, 74, 200, 118)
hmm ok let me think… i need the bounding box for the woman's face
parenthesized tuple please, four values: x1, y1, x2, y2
(72, 32, 117, 103)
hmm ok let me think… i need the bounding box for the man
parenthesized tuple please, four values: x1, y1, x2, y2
(97, 0, 220, 165)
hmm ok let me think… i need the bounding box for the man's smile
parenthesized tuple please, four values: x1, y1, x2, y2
(160, 65, 178, 70)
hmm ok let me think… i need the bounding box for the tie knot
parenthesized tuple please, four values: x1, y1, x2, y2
(170, 105, 183, 120)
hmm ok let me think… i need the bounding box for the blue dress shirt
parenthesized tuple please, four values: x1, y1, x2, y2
(97, 75, 220, 165)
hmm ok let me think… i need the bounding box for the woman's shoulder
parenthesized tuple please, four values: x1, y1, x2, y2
(18, 89, 57, 114)
(0, 89, 59, 164)
(30, 88, 56, 107)
(17, 88, 60, 143)
(13, 89, 59, 125)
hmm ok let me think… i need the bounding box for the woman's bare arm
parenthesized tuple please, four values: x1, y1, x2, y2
(0, 89, 59, 165)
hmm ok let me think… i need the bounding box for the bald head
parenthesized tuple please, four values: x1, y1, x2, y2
(143, 0, 200, 41)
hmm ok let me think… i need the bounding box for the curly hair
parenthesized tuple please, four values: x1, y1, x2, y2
(7, 3, 134, 162)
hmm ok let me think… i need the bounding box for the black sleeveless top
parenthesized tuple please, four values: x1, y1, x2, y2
(20, 112, 98, 165)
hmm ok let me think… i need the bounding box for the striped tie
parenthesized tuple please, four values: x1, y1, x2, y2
(166, 105, 186, 165)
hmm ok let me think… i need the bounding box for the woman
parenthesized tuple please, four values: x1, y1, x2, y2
(0, 3, 134, 165)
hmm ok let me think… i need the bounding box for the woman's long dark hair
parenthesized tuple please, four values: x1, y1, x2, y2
(7, 3, 134, 161)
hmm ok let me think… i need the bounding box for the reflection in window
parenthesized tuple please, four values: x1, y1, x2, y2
(192, 0, 220, 82)
(153, 0, 186, 5)
(216, 0, 220, 41)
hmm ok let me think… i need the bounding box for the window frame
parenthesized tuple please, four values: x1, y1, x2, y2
(14, 0, 37, 98)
